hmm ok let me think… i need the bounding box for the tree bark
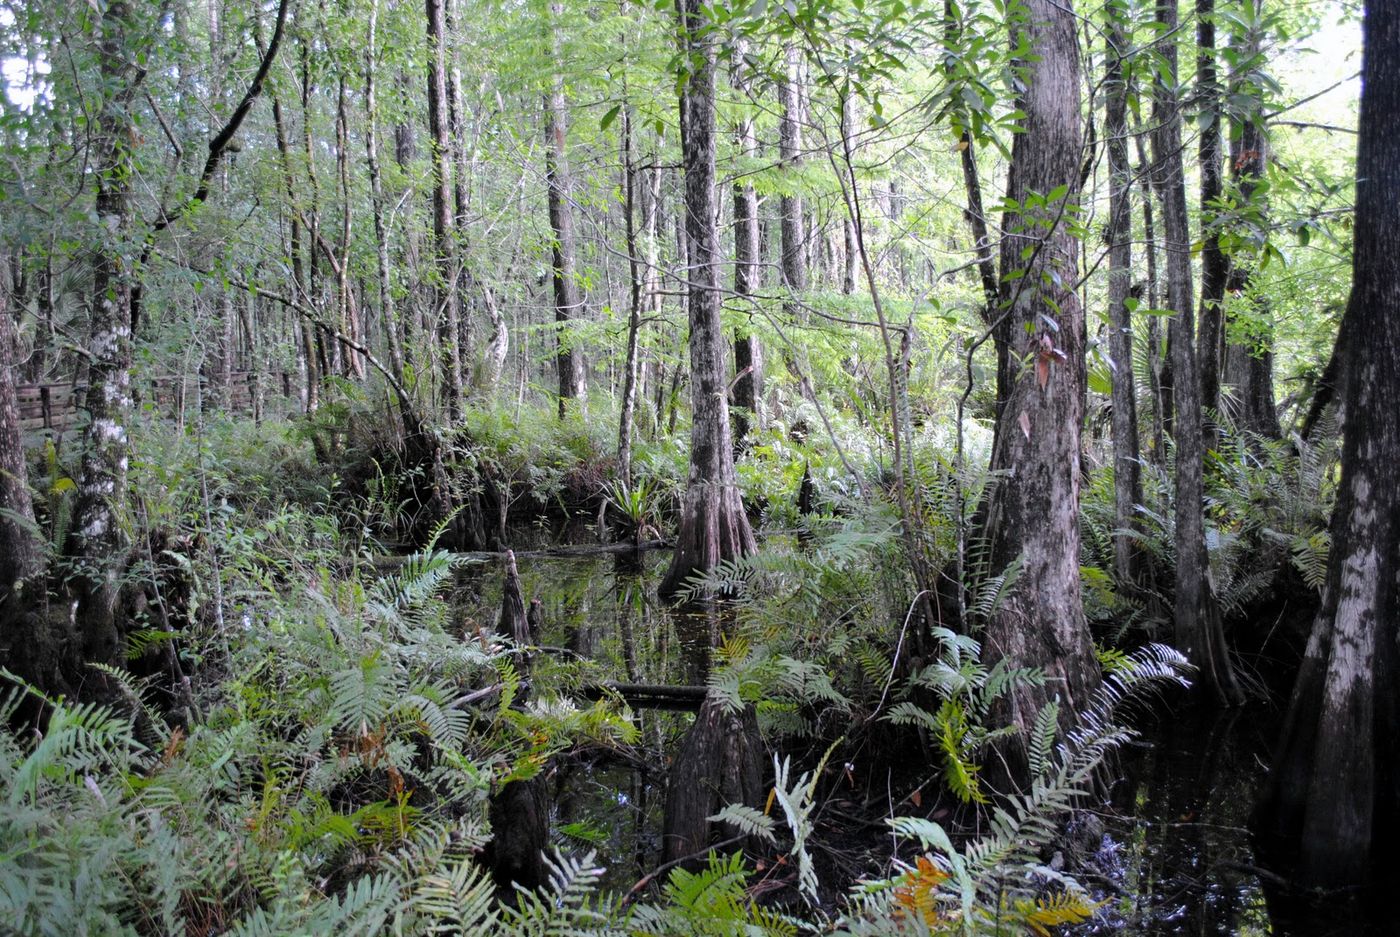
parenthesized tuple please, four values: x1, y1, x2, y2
(617, 107, 652, 487)
(1152, 0, 1242, 706)
(1135, 130, 1167, 465)
(1105, 0, 1143, 587)
(1196, 0, 1227, 426)
(657, 0, 757, 602)
(980, 0, 1100, 782)
(425, 0, 464, 419)
(0, 272, 55, 690)
(544, 6, 587, 419)
(364, 0, 405, 383)
(1221, 2, 1282, 440)
(779, 46, 806, 306)
(730, 49, 762, 447)
(1255, 0, 1400, 888)
(68, 0, 143, 668)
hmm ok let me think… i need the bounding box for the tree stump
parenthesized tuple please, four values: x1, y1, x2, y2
(661, 693, 765, 866)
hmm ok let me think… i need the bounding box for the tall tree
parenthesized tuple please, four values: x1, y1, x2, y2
(1105, 0, 1143, 587)
(657, 0, 756, 601)
(1222, 0, 1282, 440)
(0, 268, 53, 688)
(68, 0, 144, 668)
(1151, 0, 1241, 705)
(1255, 0, 1400, 888)
(730, 49, 762, 446)
(980, 0, 1099, 777)
(779, 46, 806, 311)
(425, 0, 464, 418)
(1196, 0, 1227, 423)
(544, 3, 587, 418)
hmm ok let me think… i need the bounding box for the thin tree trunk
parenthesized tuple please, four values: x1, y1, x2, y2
(1135, 132, 1166, 464)
(425, 0, 464, 418)
(779, 46, 806, 307)
(618, 106, 644, 487)
(981, 0, 1100, 781)
(446, 0, 475, 380)
(271, 96, 318, 413)
(730, 48, 761, 447)
(1196, 0, 1227, 426)
(658, 0, 757, 602)
(1255, 0, 1400, 887)
(1106, 0, 1143, 586)
(363, 0, 405, 382)
(1153, 0, 1241, 705)
(1221, 0, 1282, 440)
(544, 4, 587, 419)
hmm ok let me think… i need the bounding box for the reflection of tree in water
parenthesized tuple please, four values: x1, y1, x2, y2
(1102, 706, 1271, 936)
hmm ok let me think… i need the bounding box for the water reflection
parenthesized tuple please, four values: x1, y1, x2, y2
(454, 550, 1387, 931)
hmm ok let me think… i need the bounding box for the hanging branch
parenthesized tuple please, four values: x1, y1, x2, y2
(131, 0, 292, 335)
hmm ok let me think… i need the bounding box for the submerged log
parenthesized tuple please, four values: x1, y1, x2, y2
(661, 692, 765, 866)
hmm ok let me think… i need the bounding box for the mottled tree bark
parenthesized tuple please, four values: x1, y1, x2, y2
(981, 0, 1100, 780)
(0, 274, 55, 689)
(1255, 0, 1400, 887)
(425, 0, 463, 419)
(658, 0, 756, 602)
(69, 0, 143, 668)
(1105, 0, 1143, 587)
(1153, 0, 1242, 706)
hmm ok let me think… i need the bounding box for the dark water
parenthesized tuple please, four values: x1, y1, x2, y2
(455, 548, 1373, 932)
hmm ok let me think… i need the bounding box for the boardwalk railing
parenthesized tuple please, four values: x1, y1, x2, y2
(16, 371, 294, 434)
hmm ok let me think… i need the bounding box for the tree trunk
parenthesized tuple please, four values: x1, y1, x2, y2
(1255, 0, 1400, 887)
(617, 108, 651, 487)
(657, 0, 757, 602)
(364, 0, 405, 383)
(425, 0, 463, 419)
(980, 0, 1100, 782)
(1221, 2, 1282, 440)
(0, 272, 56, 690)
(544, 7, 587, 419)
(1105, 0, 1143, 587)
(1196, 0, 1227, 426)
(731, 49, 762, 447)
(1135, 131, 1167, 465)
(272, 95, 318, 413)
(779, 46, 806, 308)
(68, 0, 142, 668)
(1152, 0, 1242, 706)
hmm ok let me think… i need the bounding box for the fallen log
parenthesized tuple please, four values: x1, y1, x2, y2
(581, 682, 708, 711)
(370, 538, 673, 569)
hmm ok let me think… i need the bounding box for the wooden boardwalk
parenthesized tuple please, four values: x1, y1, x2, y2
(16, 371, 294, 435)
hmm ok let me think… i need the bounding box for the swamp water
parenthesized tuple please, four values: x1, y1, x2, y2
(451, 547, 1373, 934)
